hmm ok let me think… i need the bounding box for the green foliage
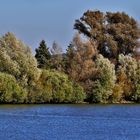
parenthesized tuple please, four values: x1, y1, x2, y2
(0, 32, 39, 89)
(111, 84, 123, 102)
(0, 33, 85, 104)
(0, 10, 139, 104)
(91, 55, 116, 103)
(29, 70, 86, 103)
(0, 72, 27, 103)
(35, 40, 51, 69)
(72, 83, 86, 102)
(118, 54, 140, 102)
(91, 81, 104, 103)
(132, 84, 140, 102)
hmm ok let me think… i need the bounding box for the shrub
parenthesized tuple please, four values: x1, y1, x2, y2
(0, 72, 27, 103)
(29, 70, 86, 103)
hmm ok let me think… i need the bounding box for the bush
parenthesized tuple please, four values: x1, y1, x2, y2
(0, 72, 27, 103)
(29, 70, 86, 103)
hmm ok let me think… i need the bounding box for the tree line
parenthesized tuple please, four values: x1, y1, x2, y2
(0, 10, 139, 103)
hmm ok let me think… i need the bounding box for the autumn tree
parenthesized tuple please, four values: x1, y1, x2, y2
(117, 54, 140, 102)
(74, 10, 140, 60)
(65, 33, 97, 94)
(35, 40, 51, 69)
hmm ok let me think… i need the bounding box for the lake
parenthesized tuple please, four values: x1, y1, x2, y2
(0, 104, 140, 140)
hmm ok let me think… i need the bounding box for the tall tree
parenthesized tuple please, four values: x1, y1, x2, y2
(35, 40, 51, 69)
(91, 55, 116, 103)
(0, 32, 39, 88)
(66, 33, 96, 82)
(65, 33, 97, 95)
(74, 10, 140, 60)
(51, 41, 63, 55)
(117, 54, 140, 102)
(50, 41, 63, 71)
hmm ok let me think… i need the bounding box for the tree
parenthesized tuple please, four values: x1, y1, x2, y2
(35, 40, 51, 69)
(50, 41, 64, 71)
(29, 70, 86, 103)
(117, 54, 140, 102)
(65, 33, 96, 81)
(74, 10, 140, 60)
(51, 41, 63, 55)
(0, 32, 39, 90)
(91, 55, 116, 103)
(65, 33, 97, 95)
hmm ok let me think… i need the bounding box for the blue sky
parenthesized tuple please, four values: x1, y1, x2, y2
(0, 0, 140, 51)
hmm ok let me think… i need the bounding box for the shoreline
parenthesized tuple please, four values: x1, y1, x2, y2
(0, 101, 137, 105)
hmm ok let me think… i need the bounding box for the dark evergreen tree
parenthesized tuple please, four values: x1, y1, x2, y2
(35, 40, 51, 68)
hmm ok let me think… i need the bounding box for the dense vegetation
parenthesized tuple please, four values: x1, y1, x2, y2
(0, 10, 140, 103)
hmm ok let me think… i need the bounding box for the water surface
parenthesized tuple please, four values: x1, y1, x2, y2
(0, 104, 140, 140)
